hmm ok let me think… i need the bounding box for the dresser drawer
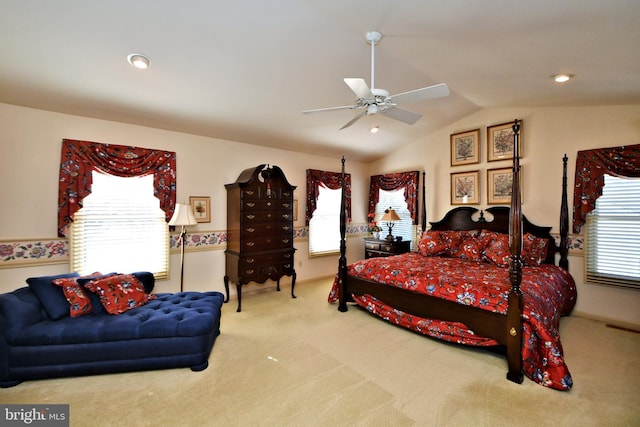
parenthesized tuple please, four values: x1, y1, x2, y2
(365, 241, 382, 250)
(241, 222, 293, 237)
(239, 252, 295, 282)
(241, 235, 294, 251)
(241, 211, 293, 222)
(242, 199, 293, 211)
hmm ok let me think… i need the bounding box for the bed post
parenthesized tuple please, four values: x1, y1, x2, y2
(506, 119, 524, 384)
(338, 156, 348, 312)
(421, 171, 427, 233)
(559, 154, 569, 270)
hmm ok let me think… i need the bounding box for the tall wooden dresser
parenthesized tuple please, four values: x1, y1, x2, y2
(224, 164, 297, 311)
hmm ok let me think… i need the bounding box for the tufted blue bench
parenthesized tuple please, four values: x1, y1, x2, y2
(0, 278, 224, 387)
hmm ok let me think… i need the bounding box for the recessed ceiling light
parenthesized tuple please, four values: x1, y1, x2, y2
(370, 125, 379, 133)
(127, 53, 151, 70)
(552, 74, 573, 83)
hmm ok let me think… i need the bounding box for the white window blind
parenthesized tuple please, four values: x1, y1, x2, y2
(376, 188, 414, 246)
(70, 171, 169, 278)
(585, 174, 640, 289)
(308, 183, 341, 256)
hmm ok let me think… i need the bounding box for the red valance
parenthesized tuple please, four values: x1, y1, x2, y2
(58, 139, 177, 237)
(368, 171, 420, 224)
(572, 144, 640, 233)
(305, 169, 351, 226)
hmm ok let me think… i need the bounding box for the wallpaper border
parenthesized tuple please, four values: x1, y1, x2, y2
(0, 227, 583, 269)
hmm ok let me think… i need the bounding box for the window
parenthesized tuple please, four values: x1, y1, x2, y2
(70, 171, 169, 278)
(306, 168, 351, 257)
(375, 188, 413, 243)
(308, 183, 341, 255)
(368, 171, 420, 248)
(585, 174, 640, 289)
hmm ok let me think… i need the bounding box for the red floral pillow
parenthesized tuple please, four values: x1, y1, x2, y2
(481, 230, 511, 267)
(441, 230, 480, 259)
(83, 274, 156, 315)
(53, 272, 102, 317)
(460, 237, 486, 262)
(418, 231, 448, 256)
(522, 233, 549, 266)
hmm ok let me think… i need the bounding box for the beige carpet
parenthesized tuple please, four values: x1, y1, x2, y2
(1, 277, 638, 426)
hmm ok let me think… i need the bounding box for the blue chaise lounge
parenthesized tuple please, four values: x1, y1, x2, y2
(0, 271, 224, 387)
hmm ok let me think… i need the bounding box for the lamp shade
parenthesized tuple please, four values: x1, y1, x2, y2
(381, 208, 401, 222)
(169, 203, 197, 226)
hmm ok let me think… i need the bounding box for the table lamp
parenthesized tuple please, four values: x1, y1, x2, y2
(380, 208, 401, 241)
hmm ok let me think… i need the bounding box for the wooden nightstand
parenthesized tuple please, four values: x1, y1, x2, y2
(364, 237, 411, 259)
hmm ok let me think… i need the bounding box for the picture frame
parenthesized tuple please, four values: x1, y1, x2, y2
(450, 129, 480, 166)
(450, 170, 480, 205)
(189, 196, 211, 223)
(293, 199, 298, 222)
(487, 121, 523, 162)
(487, 167, 522, 204)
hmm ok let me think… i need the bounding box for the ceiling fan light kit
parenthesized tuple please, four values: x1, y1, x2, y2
(303, 30, 450, 130)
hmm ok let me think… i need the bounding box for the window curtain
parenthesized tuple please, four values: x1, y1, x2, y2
(572, 143, 640, 233)
(58, 139, 177, 237)
(305, 169, 351, 225)
(368, 171, 420, 224)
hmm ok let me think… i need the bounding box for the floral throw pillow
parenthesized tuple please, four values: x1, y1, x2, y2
(459, 237, 486, 262)
(522, 233, 550, 266)
(481, 230, 511, 267)
(418, 231, 448, 256)
(52, 272, 102, 317)
(83, 274, 156, 315)
(441, 230, 480, 259)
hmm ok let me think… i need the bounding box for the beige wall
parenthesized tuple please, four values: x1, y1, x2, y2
(1, 102, 639, 326)
(373, 105, 640, 327)
(0, 103, 368, 297)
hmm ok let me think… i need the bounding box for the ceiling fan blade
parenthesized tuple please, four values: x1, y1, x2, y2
(344, 78, 374, 100)
(382, 107, 422, 125)
(339, 111, 367, 130)
(303, 105, 356, 114)
(390, 83, 450, 105)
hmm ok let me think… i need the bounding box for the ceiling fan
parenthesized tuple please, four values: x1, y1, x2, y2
(303, 30, 450, 130)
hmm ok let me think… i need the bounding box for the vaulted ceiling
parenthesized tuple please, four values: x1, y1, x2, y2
(1, 1, 639, 162)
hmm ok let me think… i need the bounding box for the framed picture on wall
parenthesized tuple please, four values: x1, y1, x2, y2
(189, 196, 211, 223)
(450, 129, 480, 166)
(487, 167, 523, 204)
(450, 170, 480, 205)
(487, 121, 523, 162)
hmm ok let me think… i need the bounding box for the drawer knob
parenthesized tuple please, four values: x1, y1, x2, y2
(246, 202, 255, 207)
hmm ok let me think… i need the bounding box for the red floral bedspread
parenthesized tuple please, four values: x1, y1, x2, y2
(328, 253, 577, 391)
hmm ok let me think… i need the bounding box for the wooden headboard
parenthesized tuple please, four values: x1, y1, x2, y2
(429, 206, 561, 265)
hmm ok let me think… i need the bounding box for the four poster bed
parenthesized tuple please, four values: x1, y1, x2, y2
(329, 120, 577, 390)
